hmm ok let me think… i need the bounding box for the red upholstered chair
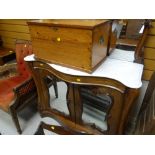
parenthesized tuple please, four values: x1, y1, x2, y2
(0, 40, 58, 134)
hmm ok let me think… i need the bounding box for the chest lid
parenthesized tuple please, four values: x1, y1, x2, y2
(27, 19, 109, 29)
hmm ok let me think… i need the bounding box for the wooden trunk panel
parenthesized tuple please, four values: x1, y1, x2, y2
(32, 39, 91, 72)
(92, 22, 110, 68)
(28, 19, 108, 29)
(29, 25, 92, 43)
(28, 20, 110, 72)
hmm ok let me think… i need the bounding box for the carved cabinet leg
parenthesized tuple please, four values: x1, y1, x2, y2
(66, 83, 83, 124)
(73, 85, 83, 124)
(119, 88, 139, 134)
(66, 83, 76, 122)
(106, 90, 124, 134)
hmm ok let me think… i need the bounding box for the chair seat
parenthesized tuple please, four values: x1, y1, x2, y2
(108, 48, 135, 62)
(117, 38, 138, 47)
(0, 75, 29, 112)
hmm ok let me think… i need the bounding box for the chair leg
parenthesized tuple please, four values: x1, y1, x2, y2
(53, 80, 58, 98)
(10, 107, 22, 134)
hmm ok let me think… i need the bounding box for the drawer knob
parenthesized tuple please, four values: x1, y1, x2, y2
(57, 37, 61, 42)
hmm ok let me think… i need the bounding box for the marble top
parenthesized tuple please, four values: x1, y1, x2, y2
(24, 54, 143, 89)
(108, 48, 135, 62)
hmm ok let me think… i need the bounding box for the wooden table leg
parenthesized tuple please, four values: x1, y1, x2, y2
(73, 85, 83, 124)
(66, 83, 76, 122)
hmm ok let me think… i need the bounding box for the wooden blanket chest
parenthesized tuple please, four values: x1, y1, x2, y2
(28, 20, 111, 73)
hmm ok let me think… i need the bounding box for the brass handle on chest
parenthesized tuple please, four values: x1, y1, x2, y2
(99, 36, 104, 45)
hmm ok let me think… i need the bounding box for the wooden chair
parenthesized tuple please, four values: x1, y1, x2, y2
(117, 19, 144, 48)
(109, 20, 151, 63)
(125, 72, 155, 134)
(0, 40, 58, 134)
(121, 20, 144, 37)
